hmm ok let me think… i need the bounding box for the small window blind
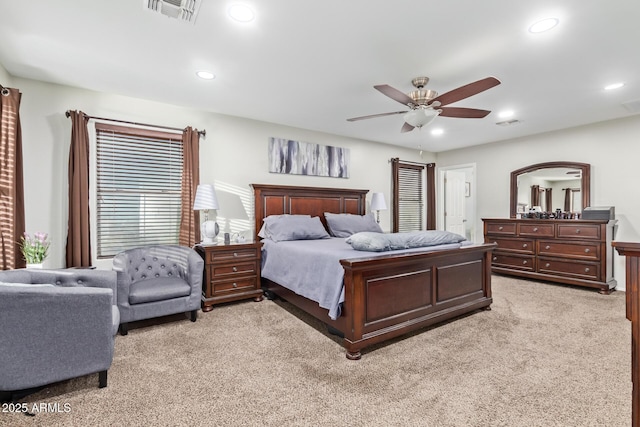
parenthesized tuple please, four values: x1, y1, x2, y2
(95, 123, 183, 258)
(391, 159, 435, 233)
(396, 163, 424, 232)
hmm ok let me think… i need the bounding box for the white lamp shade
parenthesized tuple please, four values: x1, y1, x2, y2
(371, 192, 387, 211)
(403, 108, 439, 128)
(193, 184, 219, 210)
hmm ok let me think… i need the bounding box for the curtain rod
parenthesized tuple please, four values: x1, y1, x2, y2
(388, 158, 433, 167)
(65, 110, 206, 137)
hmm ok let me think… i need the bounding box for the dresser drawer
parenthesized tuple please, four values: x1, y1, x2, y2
(486, 222, 516, 235)
(207, 248, 258, 263)
(556, 224, 601, 240)
(538, 257, 600, 280)
(486, 237, 534, 254)
(210, 261, 257, 279)
(518, 223, 554, 237)
(491, 253, 535, 271)
(538, 241, 600, 260)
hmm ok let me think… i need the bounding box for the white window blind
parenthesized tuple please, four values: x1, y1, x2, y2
(397, 165, 424, 232)
(95, 123, 183, 258)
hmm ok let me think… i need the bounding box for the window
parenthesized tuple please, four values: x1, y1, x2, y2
(391, 158, 435, 232)
(94, 123, 183, 258)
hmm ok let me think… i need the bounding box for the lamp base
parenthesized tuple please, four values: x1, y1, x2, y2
(201, 220, 219, 245)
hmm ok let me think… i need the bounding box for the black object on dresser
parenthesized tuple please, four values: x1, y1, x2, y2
(195, 241, 264, 311)
(483, 218, 617, 294)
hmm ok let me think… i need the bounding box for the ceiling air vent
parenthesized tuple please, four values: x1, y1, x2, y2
(144, 0, 201, 24)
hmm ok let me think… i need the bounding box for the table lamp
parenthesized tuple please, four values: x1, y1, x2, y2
(193, 184, 220, 244)
(370, 192, 387, 224)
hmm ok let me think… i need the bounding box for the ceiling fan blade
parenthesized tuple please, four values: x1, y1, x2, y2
(401, 122, 415, 133)
(438, 107, 491, 118)
(428, 77, 500, 107)
(346, 111, 407, 122)
(374, 84, 415, 106)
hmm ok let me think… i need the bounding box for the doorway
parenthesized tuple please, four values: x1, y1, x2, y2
(438, 164, 477, 242)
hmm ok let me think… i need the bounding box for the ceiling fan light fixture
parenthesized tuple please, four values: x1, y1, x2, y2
(403, 108, 439, 128)
(528, 17, 559, 34)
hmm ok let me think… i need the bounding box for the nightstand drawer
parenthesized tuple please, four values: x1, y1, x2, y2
(211, 261, 257, 279)
(207, 248, 257, 263)
(212, 277, 257, 295)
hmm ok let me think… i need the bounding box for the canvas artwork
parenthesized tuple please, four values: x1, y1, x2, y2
(268, 137, 350, 178)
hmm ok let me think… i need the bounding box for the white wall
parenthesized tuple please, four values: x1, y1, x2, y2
(12, 76, 431, 269)
(436, 114, 640, 290)
(0, 63, 12, 86)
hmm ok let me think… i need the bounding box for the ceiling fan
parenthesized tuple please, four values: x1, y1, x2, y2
(347, 76, 501, 133)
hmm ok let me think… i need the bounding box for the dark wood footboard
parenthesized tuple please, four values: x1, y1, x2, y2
(339, 243, 494, 359)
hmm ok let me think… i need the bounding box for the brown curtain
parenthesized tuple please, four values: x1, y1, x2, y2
(179, 126, 201, 247)
(545, 188, 552, 212)
(564, 188, 572, 212)
(530, 185, 540, 207)
(0, 86, 25, 269)
(66, 110, 92, 267)
(426, 163, 436, 230)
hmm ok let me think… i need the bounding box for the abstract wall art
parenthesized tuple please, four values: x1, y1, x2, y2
(268, 137, 350, 178)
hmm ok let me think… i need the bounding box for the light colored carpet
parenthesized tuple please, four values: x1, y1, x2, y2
(2, 275, 631, 427)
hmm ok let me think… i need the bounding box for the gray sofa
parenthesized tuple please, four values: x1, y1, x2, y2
(0, 269, 118, 398)
(112, 245, 204, 335)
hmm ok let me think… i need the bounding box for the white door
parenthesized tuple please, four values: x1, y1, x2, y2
(444, 170, 466, 235)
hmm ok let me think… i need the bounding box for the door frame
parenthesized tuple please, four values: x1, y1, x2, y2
(437, 163, 477, 242)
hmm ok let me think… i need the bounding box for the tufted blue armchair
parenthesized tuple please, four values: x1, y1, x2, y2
(112, 245, 204, 335)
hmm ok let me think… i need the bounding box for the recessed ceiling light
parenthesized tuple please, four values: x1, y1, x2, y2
(196, 70, 215, 80)
(228, 3, 255, 22)
(498, 110, 514, 119)
(604, 82, 625, 91)
(430, 128, 444, 136)
(528, 17, 559, 33)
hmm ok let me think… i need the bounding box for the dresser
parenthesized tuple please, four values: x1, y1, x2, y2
(483, 218, 617, 294)
(195, 241, 264, 311)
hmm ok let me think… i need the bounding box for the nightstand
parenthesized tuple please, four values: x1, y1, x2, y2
(195, 241, 264, 312)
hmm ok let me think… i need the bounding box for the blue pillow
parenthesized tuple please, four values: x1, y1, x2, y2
(346, 230, 466, 252)
(324, 212, 383, 237)
(261, 215, 330, 242)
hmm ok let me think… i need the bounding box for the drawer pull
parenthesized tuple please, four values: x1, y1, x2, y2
(545, 263, 550, 268)
(232, 266, 238, 272)
(493, 256, 497, 261)
(233, 282, 238, 288)
(233, 252, 238, 257)
(533, 227, 538, 232)
(545, 245, 551, 250)
(498, 226, 503, 231)
(522, 243, 528, 248)
(585, 248, 590, 253)
(522, 260, 528, 265)
(575, 229, 581, 234)
(585, 268, 590, 273)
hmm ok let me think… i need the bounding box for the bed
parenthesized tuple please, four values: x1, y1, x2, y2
(252, 183, 496, 359)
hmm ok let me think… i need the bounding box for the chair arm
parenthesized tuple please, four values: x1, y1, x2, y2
(0, 286, 114, 391)
(185, 249, 204, 293)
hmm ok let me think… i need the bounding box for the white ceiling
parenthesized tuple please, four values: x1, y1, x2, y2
(1, 0, 639, 152)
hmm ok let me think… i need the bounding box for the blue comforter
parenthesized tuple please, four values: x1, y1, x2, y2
(261, 237, 468, 320)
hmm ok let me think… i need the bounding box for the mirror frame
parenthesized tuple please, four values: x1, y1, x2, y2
(510, 161, 591, 218)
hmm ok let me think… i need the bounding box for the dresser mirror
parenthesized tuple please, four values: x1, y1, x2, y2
(509, 161, 591, 218)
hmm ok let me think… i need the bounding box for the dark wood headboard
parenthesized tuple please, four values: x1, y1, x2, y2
(251, 184, 368, 239)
